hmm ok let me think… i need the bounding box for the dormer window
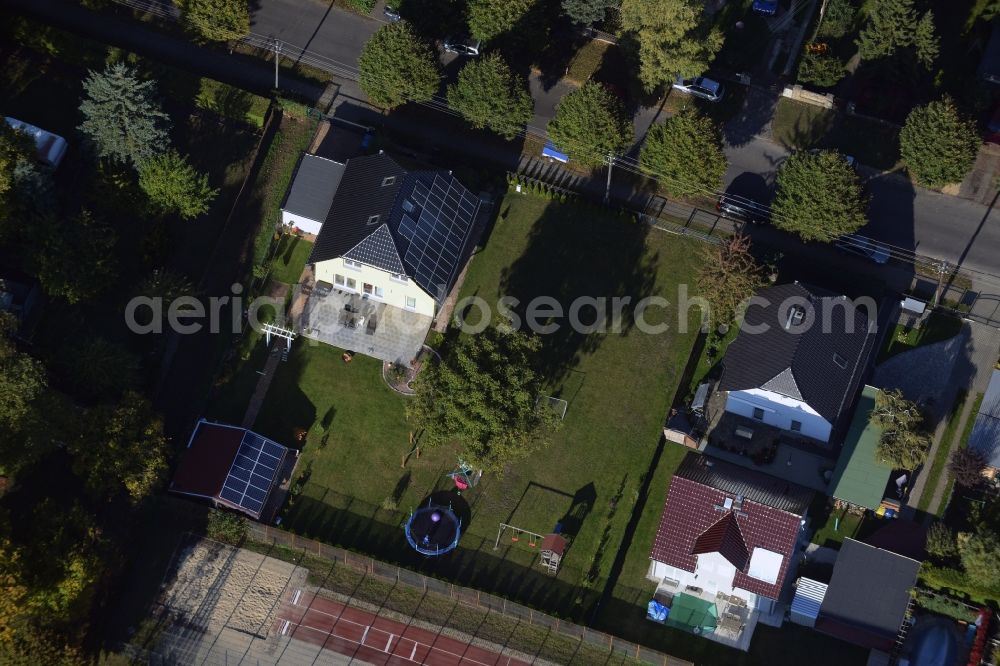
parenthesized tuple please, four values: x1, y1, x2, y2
(785, 305, 806, 329)
(367, 214, 380, 225)
(382, 176, 395, 186)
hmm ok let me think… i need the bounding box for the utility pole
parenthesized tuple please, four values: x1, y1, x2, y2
(933, 259, 949, 306)
(604, 153, 614, 204)
(273, 39, 282, 90)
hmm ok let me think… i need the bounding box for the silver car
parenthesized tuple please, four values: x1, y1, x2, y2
(672, 76, 724, 102)
(443, 36, 481, 56)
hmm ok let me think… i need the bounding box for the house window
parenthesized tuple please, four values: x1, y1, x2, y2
(345, 277, 357, 290)
(405, 296, 417, 309)
(373, 286, 384, 298)
(390, 273, 407, 283)
(382, 176, 395, 187)
(367, 214, 381, 225)
(344, 259, 363, 270)
(334, 274, 345, 287)
(791, 420, 802, 432)
(752, 407, 765, 420)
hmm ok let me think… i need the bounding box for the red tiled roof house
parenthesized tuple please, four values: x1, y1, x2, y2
(648, 453, 813, 618)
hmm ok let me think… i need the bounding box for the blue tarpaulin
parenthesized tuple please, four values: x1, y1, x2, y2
(542, 141, 569, 163)
(647, 600, 669, 623)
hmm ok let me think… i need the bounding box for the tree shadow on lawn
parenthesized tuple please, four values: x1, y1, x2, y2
(498, 201, 660, 387)
(285, 489, 599, 619)
(251, 342, 318, 447)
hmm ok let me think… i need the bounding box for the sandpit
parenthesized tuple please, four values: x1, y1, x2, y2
(159, 539, 306, 637)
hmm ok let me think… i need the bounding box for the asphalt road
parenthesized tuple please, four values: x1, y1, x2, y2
(242, 0, 1000, 279)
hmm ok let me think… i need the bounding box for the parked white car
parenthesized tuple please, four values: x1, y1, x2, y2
(672, 76, 724, 102)
(443, 36, 481, 56)
(5, 117, 67, 169)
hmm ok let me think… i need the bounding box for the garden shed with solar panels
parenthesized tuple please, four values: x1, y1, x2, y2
(169, 419, 295, 520)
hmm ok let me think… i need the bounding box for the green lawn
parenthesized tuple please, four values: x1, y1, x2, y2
(878, 311, 964, 362)
(229, 192, 702, 621)
(917, 389, 967, 515)
(811, 503, 866, 548)
(270, 235, 313, 285)
(772, 98, 901, 170)
(566, 40, 611, 83)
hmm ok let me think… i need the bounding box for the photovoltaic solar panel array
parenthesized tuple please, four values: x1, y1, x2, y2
(219, 431, 286, 516)
(398, 174, 479, 297)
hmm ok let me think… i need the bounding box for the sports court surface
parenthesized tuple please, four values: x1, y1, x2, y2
(275, 590, 531, 666)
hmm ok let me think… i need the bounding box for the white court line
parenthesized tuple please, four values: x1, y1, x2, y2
(280, 613, 511, 666)
(292, 589, 302, 605)
(384, 633, 395, 653)
(281, 620, 291, 636)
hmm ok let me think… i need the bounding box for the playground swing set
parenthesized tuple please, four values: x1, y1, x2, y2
(494, 522, 568, 575)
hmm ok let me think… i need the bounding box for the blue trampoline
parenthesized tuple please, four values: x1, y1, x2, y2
(405, 498, 462, 556)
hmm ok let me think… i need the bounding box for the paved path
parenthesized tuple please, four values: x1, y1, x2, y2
(275, 591, 531, 666)
(922, 322, 1000, 517)
(892, 321, 1000, 517)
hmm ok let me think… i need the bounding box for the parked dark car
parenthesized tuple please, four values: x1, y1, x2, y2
(383, 5, 401, 21)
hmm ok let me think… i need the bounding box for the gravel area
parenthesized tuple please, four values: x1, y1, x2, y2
(160, 539, 306, 637)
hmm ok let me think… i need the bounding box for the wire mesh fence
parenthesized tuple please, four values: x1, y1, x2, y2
(247, 523, 692, 665)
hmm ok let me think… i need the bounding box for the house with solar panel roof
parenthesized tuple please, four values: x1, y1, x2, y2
(293, 151, 483, 364)
(647, 452, 812, 650)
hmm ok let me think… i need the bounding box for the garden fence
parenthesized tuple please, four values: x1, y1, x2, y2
(247, 523, 692, 666)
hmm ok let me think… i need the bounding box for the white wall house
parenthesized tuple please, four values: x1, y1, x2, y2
(717, 283, 877, 445)
(296, 152, 481, 363)
(725, 387, 831, 442)
(313, 255, 437, 319)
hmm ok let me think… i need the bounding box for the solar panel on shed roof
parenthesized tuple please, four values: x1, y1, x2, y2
(219, 431, 286, 516)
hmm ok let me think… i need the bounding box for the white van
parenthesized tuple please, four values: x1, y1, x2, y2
(5, 117, 68, 169)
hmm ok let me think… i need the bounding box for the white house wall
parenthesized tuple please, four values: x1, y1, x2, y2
(647, 559, 761, 607)
(313, 257, 437, 318)
(281, 211, 324, 235)
(725, 388, 832, 442)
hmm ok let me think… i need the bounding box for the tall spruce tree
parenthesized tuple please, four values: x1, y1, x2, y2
(78, 63, 171, 168)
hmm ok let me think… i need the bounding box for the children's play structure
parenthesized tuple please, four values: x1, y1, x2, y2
(447, 459, 482, 491)
(405, 498, 462, 556)
(493, 522, 568, 575)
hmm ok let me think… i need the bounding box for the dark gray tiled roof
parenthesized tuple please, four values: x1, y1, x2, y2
(818, 538, 919, 649)
(282, 154, 345, 223)
(310, 153, 480, 303)
(343, 224, 405, 275)
(675, 453, 813, 515)
(719, 283, 877, 424)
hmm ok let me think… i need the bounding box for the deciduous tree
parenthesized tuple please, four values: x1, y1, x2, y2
(925, 521, 958, 560)
(78, 63, 170, 168)
(797, 52, 847, 87)
(0, 314, 46, 433)
(959, 531, 1000, 587)
(900, 97, 980, 188)
(696, 235, 766, 326)
(176, 0, 250, 42)
(139, 150, 218, 220)
(35, 210, 117, 304)
(949, 447, 987, 487)
(468, 0, 538, 42)
(771, 150, 867, 241)
(871, 388, 931, 469)
(620, 0, 724, 90)
(358, 23, 442, 110)
(407, 326, 559, 474)
(562, 0, 609, 25)
(447, 54, 533, 139)
(0, 123, 34, 209)
(55, 336, 139, 403)
(640, 107, 727, 198)
(70, 391, 169, 503)
(546, 82, 633, 167)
